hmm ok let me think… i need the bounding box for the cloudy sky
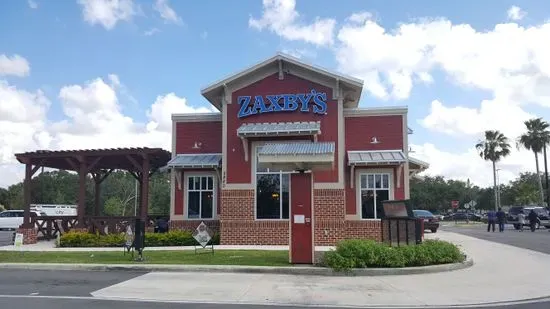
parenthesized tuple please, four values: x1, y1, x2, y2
(1, 0, 550, 188)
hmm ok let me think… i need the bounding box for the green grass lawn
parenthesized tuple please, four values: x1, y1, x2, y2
(0, 250, 290, 266)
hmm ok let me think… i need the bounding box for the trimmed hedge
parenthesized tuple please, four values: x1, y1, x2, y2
(321, 239, 465, 271)
(59, 230, 220, 248)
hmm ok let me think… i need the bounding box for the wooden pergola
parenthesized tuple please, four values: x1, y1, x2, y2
(14, 147, 171, 230)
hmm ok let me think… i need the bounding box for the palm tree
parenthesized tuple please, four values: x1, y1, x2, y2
(517, 118, 550, 206)
(476, 130, 512, 211)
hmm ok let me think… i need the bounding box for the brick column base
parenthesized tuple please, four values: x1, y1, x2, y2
(15, 227, 37, 244)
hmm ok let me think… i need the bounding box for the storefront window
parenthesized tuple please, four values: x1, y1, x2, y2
(187, 175, 214, 219)
(256, 146, 290, 219)
(360, 173, 390, 219)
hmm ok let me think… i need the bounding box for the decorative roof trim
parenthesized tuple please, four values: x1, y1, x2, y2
(171, 113, 222, 122)
(344, 106, 408, 117)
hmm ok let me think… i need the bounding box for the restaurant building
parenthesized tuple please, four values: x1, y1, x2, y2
(166, 53, 429, 263)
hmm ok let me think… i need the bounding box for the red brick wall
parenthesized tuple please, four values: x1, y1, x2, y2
(175, 121, 222, 154)
(219, 189, 288, 245)
(16, 227, 37, 244)
(226, 73, 339, 184)
(313, 189, 381, 245)
(344, 115, 406, 214)
(344, 115, 403, 151)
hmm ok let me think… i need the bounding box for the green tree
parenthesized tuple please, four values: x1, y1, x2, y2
(517, 118, 550, 206)
(475, 130, 512, 211)
(0, 188, 7, 207)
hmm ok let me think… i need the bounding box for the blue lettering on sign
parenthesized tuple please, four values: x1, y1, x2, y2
(237, 89, 327, 118)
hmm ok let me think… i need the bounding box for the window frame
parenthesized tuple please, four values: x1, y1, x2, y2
(184, 172, 217, 220)
(253, 142, 302, 221)
(356, 170, 394, 220)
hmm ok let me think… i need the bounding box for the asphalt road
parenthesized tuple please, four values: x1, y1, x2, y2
(441, 223, 550, 254)
(0, 269, 549, 309)
(0, 230, 13, 246)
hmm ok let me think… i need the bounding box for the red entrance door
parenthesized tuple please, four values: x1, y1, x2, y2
(290, 172, 313, 264)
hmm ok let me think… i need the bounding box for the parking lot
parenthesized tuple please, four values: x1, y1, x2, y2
(0, 231, 13, 247)
(442, 223, 550, 254)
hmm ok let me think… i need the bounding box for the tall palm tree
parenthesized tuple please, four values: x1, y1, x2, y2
(517, 118, 550, 206)
(476, 130, 512, 211)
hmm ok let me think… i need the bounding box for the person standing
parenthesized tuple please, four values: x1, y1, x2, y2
(528, 209, 538, 232)
(518, 211, 526, 232)
(496, 208, 506, 232)
(487, 210, 496, 232)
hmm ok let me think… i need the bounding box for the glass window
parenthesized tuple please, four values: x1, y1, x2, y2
(360, 173, 391, 219)
(187, 175, 215, 219)
(256, 146, 290, 220)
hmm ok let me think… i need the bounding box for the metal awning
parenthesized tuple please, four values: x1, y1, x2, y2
(409, 157, 429, 170)
(166, 153, 222, 169)
(257, 142, 335, 171)
(237, 121, 321, 137)
(347, 150, 407, 166)
(347, 150, 407, 189)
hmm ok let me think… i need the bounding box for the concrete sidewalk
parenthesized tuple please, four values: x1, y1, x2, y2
(90, 231, 550, 307)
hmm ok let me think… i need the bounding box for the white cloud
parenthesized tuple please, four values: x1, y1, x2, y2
(153, 0, 182, 25)
(249, 0, 336, 46)
(146, 93, 214, 132)
(281, 48, 317, 59)
(410, 142, 535, 188)
(0, 74, 215, 188)
(144, 28, 160, 36)
(28, 0, 38, 9)
(77, 0, 136, 30)
(0, 54, 30, 77)
(507, 6, 526, 21)
(0, 80, 50, 169)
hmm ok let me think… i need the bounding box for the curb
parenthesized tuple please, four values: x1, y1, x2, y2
(0, 259, 473, 276)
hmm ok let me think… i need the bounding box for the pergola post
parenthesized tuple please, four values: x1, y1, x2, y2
(77, 158, 87, 228)
(22, 163, 33, 228)
(140, 155, 150, 221)
(92, 169, 113, 216)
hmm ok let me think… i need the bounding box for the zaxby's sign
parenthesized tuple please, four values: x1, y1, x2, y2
(237, 89, 327, 118)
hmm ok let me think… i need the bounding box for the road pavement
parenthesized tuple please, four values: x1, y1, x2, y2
(0, 231, 13, 246)
(441, 223, 550, 254)
(0, 269, 549, 309)
(1, 297, 550, 309)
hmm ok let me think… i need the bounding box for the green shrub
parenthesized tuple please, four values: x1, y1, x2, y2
(60, 230, 221, 248)
(322, 239, 465, 271)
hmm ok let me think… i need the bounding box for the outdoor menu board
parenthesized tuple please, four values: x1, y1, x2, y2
(382, 200, 414, 218)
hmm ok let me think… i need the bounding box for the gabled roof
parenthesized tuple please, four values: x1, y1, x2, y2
(201, 52, 364, 111)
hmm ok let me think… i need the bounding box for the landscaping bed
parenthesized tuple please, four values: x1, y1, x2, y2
(58, 231, 220, 247)
(321, 239, 466, 271)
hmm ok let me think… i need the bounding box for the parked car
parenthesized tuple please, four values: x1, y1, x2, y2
(413, 209, 440, 233)
(507, 206, 550, 230)
(445, 212, 481, 222)
(0, 210, 45, 231)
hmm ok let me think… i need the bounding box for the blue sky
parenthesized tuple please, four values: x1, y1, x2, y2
(1, 0, 550, 187)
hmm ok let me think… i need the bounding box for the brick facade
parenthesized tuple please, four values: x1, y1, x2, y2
(218, 189, 288, 245)
(313, 189, 381, 245)
(16, 227, 37, 244)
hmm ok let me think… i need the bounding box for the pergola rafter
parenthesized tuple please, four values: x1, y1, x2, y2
(15, 147, 171, 230)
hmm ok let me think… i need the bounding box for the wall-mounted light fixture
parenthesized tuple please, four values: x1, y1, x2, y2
(192, 142, 202, 149)
(370, 137, 380, 144)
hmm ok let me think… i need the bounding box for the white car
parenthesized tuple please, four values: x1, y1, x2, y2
(0, 210, 45, 231)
